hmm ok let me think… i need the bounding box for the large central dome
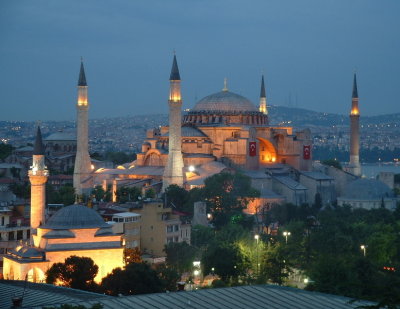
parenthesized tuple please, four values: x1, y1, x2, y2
(192, 90, 258, 112)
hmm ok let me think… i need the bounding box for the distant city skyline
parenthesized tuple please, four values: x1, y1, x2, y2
(1, 0, 399, 121)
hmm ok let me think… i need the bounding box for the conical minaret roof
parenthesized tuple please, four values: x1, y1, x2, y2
(78, 60, 87, 86)
(352, 73, 358, 98)
(260, 75, 266, 98)
(33, 126, 45, 155)
(170, 54, 181, 81)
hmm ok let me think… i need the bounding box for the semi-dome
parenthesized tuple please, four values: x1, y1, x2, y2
(192, 91, 258, 113)
(42, 204, 110, 230)
(342, 179, 394, 200)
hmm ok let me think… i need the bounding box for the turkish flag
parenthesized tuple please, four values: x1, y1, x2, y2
(303, 145, 311, 160)
(249, 142, 257, 157)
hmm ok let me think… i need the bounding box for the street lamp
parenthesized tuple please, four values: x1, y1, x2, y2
(283, 231, 291, 244)
(360, 245, 367, 257)
(254, 234, 260, 276)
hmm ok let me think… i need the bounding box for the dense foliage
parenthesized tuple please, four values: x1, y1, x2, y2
(100, 263, 164, 296)
(46, 256, 98, 291)
(46, 184, 76, 205)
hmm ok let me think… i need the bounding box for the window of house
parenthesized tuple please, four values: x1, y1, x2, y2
(174, 225, 179, 232)
(17, 230, 23, 240)
(167, 225, 173, 233)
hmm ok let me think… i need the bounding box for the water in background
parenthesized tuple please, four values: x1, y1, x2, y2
(362, 163, 400, 178)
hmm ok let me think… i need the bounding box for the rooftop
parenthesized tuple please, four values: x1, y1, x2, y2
(192, 90, 258, 113)
(41, 204, 110, 230)
(0, 281, 374, 309)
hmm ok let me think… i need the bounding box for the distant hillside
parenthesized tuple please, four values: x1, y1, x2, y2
(268, 105, 400, 128)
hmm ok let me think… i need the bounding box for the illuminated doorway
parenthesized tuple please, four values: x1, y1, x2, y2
(258, 138, 277, 164)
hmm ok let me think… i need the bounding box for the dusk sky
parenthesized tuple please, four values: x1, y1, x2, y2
(1, 0, 399, 121)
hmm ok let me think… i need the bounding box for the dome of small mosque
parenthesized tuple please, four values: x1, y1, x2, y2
(42, 204, 109, 230)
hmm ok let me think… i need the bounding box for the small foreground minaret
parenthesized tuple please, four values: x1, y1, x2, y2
(349, 73, 361, 176)
(162, 54, 184, 191)
(259, 75, 268, 115)
(29, 126, 48, 232)
(73, 59, 92, 195)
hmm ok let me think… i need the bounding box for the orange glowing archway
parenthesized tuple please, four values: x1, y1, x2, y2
(257, 138, 277, 163)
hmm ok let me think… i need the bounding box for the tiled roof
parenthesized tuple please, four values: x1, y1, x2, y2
(0, 282, 374, 309)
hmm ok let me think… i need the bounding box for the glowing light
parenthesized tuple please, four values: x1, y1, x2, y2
(193, 261, 201, 267)
(351, 108, 359, 115)
(188, 165, 195, 172)
(170, 94, 181, 102)
(91, 164, 95, 170)
(271, 157, 276, 162)
(193, 270, 200, 276)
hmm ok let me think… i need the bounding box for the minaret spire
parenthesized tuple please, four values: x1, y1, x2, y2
(163, 54, 184, 191)
(78, 59, 87, 86)
(352, 73, 358, 99)
(29, 126, 49, 236)
(73, 59, 93, 196)
(170, 54, 181, 81)
(259, 74, 268, 115)
(348, 72, 361, 176)
(33, 126, 45, 155)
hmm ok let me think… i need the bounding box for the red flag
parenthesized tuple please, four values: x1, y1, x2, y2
(249, 142, 257, 157)
(303, 145, 311, 160)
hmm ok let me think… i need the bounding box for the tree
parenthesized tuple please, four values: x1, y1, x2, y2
(202, 243, 247, 282)
(46, 256, 98, 291)
(155, 264, 180, 292)
(101, 263, 163, 296)
(191, 225, 214, 248)
(164, 242, 198, 274)
(104, 151, 136, 165)
(261, 242, 290, 285)
(47, 184, 76, 205)
(202, 172, 259, 228)
(91, 185, 111, 202)
(116, 186, 141, 203)
(164, 184, 189, 211)
(124, 247, 142, 265)
(144, 188, 156, 199)
(313, 193, 322, 210)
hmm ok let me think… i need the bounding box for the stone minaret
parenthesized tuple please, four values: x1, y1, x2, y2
(349, 73, 361, 176)
(29, 126, 48, 231)
(162, 55, 184, 190)
(73, 60, 92, 195)
(259, 75, 268, 115)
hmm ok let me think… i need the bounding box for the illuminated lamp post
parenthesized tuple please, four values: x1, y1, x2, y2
(360, 245, 367, 257)
(255, 234, 260, 276)
(283, 231, 291, 244)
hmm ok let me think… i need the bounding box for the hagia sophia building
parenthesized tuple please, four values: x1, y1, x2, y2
(92, 55, 314, 204)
